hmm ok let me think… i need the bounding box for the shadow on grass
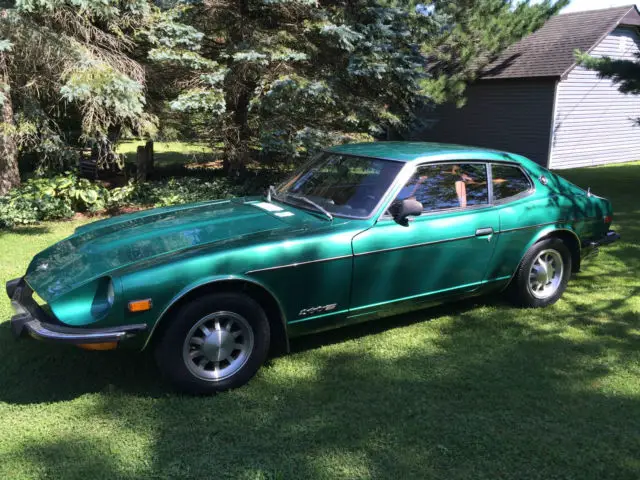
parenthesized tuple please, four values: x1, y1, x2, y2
(0, 225, 51, 237)
(0, 323, 165, 403)
(2, 163, 639, 479)
(2, 283, 640, 478)
(0, 296, 494, 405)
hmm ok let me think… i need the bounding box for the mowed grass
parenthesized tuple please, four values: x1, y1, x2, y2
(0, 162, 639, 479)
(117, 141, 214, 166)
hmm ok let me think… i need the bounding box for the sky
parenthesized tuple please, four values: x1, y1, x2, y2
(559, 0, 638, 13)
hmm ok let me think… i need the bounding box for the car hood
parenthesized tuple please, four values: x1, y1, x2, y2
(25, 198, 294, 301)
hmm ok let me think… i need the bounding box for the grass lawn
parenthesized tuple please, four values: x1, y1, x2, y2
(117, 141, 214, 167)
(1, 162, 639, 479)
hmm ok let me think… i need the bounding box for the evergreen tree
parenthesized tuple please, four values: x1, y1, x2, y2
(0, 0, 162, 187)
(0, 23, 18, 195)
(578, 50, 640, 108)
(151, 0, 567, 173)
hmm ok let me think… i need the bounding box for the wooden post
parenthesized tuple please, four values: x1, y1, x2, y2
(136, 145, 147, 182)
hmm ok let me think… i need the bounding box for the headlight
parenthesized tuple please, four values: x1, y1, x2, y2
(107, 279, 115, 307)
(89, 276, 116, 320)
(50, 276, 116, 326)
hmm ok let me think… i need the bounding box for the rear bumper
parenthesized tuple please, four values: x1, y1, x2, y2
(581, 230, 620, 261)
(7, 277, 146, 344)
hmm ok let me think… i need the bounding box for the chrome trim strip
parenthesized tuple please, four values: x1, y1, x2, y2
(379, 202, 494, 221)
(245, 255, 353, 274)
(486, 163, 494, 203)
(353, 234, 476, 257)
(500, 221, 562, 234)
(355, 220, 576, 258)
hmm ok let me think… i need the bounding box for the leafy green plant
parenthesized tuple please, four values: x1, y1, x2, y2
(0, 172, 109, 227)
(0, 153, 293, 230)
(123, 177, 242, 208)
(0, 172, 261, 228)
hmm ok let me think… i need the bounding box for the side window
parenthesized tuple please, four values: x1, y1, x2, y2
(492, 164, 532, 202)
(395, 163, 488, 212)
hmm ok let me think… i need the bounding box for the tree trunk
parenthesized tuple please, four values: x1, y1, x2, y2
(223, 85, 252, 176)
(0, 49, 19, 196)
(222, 0, 252, 177)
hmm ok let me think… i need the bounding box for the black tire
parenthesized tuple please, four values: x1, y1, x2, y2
(155, 292, 270, 394)
(508, 237, 572, 308)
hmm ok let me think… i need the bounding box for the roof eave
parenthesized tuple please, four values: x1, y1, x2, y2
(559, 5, 638, 80)
(478, 74, 561, 81)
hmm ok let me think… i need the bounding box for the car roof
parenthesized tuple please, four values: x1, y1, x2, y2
(325, 141, 530, 165)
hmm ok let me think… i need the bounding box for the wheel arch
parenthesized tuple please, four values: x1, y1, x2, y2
(144, 276, 289, 356)
(503, 226, 582, 290)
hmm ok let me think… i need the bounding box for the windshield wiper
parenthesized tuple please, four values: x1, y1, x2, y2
(287, 194, 333, 221)
(266, 185, 280, 203)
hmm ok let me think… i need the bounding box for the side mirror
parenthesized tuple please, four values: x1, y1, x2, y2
(390, 198, 423, 226)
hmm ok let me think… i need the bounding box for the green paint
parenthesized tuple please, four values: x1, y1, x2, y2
(18, 143, 613, 349)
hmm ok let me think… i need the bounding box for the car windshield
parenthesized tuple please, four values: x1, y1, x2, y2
(275, 152, 404, 219)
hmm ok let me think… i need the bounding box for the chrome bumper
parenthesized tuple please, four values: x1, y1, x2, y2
(7, 277, 147, 344)
(581, 230, 620, 262)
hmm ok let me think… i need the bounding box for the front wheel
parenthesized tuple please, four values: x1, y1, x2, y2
(509, 238, 572, 308)
(155, 292, 270, 394)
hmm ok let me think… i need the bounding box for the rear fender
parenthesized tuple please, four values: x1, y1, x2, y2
(503, 225, 581, 290)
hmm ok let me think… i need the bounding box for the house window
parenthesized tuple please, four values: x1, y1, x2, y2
(395, 163, 488, 212)
(492, 164, 532, 202)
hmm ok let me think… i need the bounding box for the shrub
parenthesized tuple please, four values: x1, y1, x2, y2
(121, 177, 242, 208)
(0, 173, 257, 228)
(0, 173, 107, 228)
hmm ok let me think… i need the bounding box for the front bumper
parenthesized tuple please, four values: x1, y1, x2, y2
(7, 277, 147, 344)
(581, 230, 621, 261)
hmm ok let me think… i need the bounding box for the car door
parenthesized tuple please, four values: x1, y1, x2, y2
(350, 161, 500, 313)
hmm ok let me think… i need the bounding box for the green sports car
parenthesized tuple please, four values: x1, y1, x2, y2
(7, 142, 619, 393)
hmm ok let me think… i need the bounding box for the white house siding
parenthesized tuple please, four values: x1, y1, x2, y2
(550, 26, 640, 169)
(419, 79, 557, 167)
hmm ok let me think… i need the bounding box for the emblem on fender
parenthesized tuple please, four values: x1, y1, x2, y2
(298, 303, 337, 317)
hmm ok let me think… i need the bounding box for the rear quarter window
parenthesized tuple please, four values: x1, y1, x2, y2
(492, 164, 532, 202)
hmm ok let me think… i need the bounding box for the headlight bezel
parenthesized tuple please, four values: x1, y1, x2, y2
(106, 278, 115, 307)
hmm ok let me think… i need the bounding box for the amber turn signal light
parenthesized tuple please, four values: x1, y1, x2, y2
(128, 299, 153, 312)
(77, 342, 118, 351)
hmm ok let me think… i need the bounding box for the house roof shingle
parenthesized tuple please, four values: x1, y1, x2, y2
(481, 5, 640, 80)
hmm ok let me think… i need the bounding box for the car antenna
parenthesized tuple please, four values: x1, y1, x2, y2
(587, 187, 592, 197)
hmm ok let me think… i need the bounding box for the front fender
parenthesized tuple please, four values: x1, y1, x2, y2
(141, 274, 288, 350)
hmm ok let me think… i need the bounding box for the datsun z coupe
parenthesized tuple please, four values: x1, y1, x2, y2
(7, 142, 619, 393)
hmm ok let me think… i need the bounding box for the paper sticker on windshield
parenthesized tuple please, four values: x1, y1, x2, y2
(275, 211, 294, 217)
(254, 202, 283, 212)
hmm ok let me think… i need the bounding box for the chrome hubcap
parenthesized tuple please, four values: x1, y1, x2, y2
(528, 249, 564, 299)
(183, 311, 254, 382)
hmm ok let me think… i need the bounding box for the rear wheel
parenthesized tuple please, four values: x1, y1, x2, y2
(509, 237, 572, 308)
(155, 292, 270, 394)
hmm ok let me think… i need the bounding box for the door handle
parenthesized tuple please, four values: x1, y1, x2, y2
(475, 227, 494, 236)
